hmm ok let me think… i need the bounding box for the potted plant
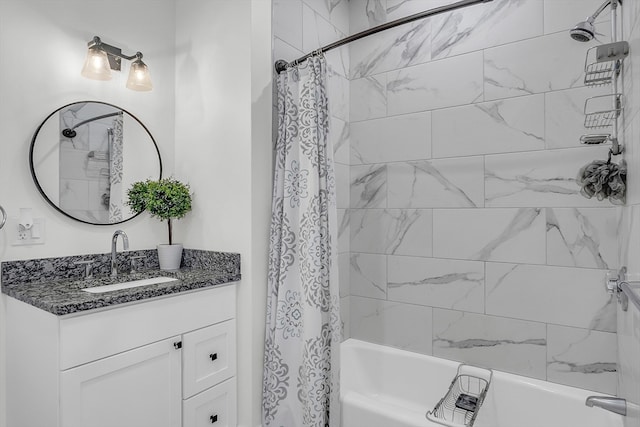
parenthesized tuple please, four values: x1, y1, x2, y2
(127, 178, 192, 270)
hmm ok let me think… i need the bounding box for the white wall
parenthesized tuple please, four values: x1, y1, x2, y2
(0, 0, 176, 260)
(249, 1, 273, 425)
(0, 2, 177, 425)
(174, 1, 272, 426)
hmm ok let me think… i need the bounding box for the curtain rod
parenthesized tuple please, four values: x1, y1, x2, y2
(274, 0, 494, 73)
(67, 112, 121, 131)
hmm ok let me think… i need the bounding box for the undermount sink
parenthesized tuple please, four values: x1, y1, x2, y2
(82, 276, 178, 294)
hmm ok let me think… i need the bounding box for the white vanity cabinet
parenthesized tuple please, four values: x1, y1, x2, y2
(6, 283, 237, 427)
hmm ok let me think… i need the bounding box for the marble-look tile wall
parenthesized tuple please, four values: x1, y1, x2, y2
(347, 0, 622, 395)
(271, 0, 639, 396)
(618, 1, 640, 425)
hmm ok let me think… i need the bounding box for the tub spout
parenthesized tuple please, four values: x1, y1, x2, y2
(585, 396, 626, 416)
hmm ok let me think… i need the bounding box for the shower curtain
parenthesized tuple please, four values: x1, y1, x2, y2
(108, 113, 124, 223)
(262, 56, 342, 427)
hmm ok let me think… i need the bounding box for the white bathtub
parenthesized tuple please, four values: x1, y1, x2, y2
(341, 339, 623, 427)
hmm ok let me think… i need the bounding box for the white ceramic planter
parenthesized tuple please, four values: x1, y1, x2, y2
(157, 243, 183, 271)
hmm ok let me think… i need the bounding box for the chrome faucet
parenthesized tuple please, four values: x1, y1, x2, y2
(111, 230, 129, 278)
(585, 396, 626, 416)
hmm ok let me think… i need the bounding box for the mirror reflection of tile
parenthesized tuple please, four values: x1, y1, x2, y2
(59, 104, 124, 223)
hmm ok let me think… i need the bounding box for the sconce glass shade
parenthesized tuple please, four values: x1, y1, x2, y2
(126, 59, 153, 91)
(81, 46, 112, 80)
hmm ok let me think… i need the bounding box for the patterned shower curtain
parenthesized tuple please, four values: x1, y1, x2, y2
(108, 113, 124, 223)
(262, 56, 341, 427)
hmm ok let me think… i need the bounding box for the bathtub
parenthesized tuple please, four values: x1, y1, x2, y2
(341, 339, 623, 427)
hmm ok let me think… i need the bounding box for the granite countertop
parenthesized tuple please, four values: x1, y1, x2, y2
(2, 268, 239, 316)
(1, 249, 241, 316)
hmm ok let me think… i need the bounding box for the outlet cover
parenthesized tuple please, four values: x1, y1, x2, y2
(9, 217, 46, 246)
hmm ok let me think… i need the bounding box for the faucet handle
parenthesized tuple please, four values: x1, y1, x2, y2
(74, 260, 95, 279)
(130, 255, 147, 272)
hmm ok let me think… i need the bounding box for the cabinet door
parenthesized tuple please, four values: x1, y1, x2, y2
(183, 378, 237, 427)
(60, 337, 182, 427)
(183, 320, 236, 398)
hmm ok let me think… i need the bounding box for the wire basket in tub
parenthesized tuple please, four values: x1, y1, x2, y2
(426, 364, 492, 427)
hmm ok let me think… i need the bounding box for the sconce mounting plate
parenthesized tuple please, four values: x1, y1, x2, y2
(107, 54, 122, 71)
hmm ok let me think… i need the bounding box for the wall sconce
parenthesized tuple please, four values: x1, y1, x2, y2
(81, 36, 153, 92)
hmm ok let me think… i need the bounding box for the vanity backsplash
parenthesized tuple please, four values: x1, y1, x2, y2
(1, 249, 240, 286)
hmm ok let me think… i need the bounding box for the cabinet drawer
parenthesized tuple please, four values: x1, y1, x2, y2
(60, 284, 236, 370)
(183, 320, 236, 398)
(183, 378, 236, 427)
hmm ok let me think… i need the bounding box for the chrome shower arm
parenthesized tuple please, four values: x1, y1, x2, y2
(587, 0, 619, 23)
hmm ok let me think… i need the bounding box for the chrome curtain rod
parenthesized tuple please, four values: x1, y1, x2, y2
(274, 0, 494, 73)
(67, 112, 121, 131)
(61, 112, 121, 138)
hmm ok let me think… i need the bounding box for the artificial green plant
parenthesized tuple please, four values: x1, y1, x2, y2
(126, 178, 192, 245)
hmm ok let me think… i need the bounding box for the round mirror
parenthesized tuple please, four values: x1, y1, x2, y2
(30, 101, 162, 225)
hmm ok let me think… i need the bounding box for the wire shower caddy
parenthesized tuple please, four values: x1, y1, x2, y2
(584, 94, 623, 129)
(583, 42, 627, 87)
(580, 40, 628, 156)
(426, 364, 493, 427)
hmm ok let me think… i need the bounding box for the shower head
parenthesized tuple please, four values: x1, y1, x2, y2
(570, 20, 596, 42)
(569, 0, 621, 42)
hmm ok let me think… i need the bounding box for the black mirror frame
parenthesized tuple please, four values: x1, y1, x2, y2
(29, 101, 163, 226)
